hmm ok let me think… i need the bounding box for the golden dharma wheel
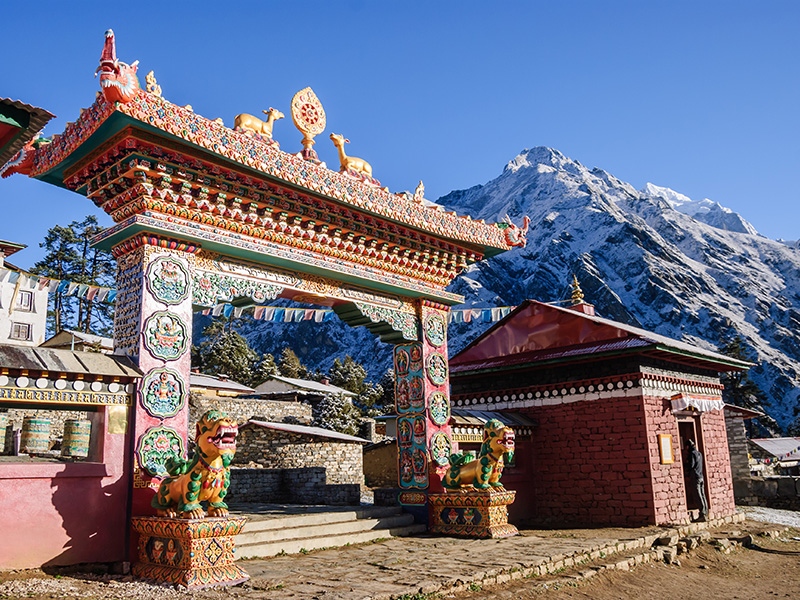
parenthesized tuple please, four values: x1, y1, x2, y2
(291, 87, 327, 140)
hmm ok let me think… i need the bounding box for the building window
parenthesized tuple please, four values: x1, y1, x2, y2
(16, 290, 33, 311)
(10, 322, 32, 341)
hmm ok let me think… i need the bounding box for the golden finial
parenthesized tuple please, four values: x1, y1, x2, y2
(145, 71, 162, 97)
(413, 181, 425, 202)
(570, 274, 584, 305)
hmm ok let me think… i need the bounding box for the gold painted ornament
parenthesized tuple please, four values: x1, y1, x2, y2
(291, 87, 326, 161)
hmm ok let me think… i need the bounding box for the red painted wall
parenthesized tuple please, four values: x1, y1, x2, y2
(641, 395, 689, 524)
(517, 394, 657, 527)
(0, 408, 131, 570)
(700, 410, 736, 518)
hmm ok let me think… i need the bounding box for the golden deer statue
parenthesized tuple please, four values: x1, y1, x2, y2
(234, 107, 285, 139)
(330, 133, 373, 178)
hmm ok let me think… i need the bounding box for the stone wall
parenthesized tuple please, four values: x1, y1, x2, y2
(233, 423, 364, 484)
(229, 468, 360, 505)
(736, 477, 800, 510)
(364, 440, 397, 488)
(189, 393, 312, 426)
(641, 395, 687, 525)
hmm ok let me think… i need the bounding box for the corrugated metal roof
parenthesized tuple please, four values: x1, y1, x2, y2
(244, 420, 369, 444)
(41, 330, 115, 351)
(451, 337, 652, 373)
(451, 300, 751, 373)
(723, 404, 764, 419)
(254, 375, 355, 397)
(0, 344, 141, 378)
(190, 373, 255, 393)
(749, 437, 800, 459)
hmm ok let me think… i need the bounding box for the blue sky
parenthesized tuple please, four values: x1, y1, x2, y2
(1, 1, 798, 268)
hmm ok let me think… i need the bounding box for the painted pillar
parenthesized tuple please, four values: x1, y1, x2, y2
(395, 300, 453, 506)
(112, 237, 197, 517)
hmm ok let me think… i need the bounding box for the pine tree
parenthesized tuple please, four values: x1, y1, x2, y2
(251, 353, 279, 387)
(328, 355, 369, 394)
(719, 335, 780, 436)
(377, 368, 396, 413)
(328, 356, 386, 415)
(30, 215, 115, 336)
(278, 347, 307, 379)
(195, 319, 258, 385)
(312, 393, 361, 436)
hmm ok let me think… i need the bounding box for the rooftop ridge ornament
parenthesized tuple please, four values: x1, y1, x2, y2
(570, 274, 584, 305)
(330, 132, 380, 187)
(145, 71, 162, 97)
(95, 29, 140, 104)
(497, 214, 531, 248)
(291, 87, 326, 163)
(233, 107, 284, 149)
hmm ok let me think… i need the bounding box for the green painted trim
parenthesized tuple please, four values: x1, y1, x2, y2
(0, 104, 30, 129)
(96, 218, 464, 306)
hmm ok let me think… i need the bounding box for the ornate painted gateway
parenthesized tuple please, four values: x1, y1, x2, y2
(6, 30, 525, 541)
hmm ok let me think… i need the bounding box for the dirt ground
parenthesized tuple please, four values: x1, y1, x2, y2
(451, 529, 800, 600)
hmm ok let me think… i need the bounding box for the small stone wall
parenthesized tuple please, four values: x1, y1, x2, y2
(229, 467, 360, 505)
(737, 477, 800, 511)
(233, 424, 364, 486)
(364, 440, 398, 488)
(189, 393, 312, 426)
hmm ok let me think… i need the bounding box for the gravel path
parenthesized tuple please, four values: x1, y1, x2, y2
(738, 506, 800, 528)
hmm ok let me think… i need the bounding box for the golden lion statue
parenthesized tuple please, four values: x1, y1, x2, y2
(442, 419, 515, 491)
(151, 410, 239, 519)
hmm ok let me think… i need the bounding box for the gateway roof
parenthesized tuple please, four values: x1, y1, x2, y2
(450, 300, 751, 374)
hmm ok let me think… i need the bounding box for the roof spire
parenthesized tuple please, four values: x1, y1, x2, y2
(570, 274, 584, 306)
(568, 274, 595, 316)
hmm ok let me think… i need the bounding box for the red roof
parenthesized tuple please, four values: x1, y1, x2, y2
(450, 300, 751, 374)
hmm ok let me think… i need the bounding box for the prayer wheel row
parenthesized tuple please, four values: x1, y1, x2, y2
(16, 417, 91, 457)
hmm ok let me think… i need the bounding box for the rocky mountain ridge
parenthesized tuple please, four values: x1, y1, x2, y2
(439, 147, 800, 431)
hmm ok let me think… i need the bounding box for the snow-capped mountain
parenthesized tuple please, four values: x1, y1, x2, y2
(640, 183, 759, 235)
(439, 147, 800, 431)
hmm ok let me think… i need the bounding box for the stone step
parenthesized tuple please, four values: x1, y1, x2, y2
(237, 513, 417, 545)
(235, 522, 427, 559)
(236, 505, 405, 533)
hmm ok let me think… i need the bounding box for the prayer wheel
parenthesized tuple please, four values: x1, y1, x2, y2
(21, 417, 51, 455)
(62, 419, 91, 458)
(0, 413, 7, 454)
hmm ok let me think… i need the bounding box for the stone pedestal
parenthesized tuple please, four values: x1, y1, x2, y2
(131, 516, 248, 589)
(429, 489, 519, 538)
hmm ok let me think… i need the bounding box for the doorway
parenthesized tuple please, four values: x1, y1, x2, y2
(678, 417, 708, 517)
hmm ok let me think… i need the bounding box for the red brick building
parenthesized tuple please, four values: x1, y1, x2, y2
(449, 299, 750, 527)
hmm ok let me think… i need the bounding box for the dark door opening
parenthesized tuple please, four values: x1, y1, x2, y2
(678, 418, 708, 517)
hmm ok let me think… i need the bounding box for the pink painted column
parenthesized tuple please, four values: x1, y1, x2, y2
(395, 300, 453, 503)
(112, 238, 196, 517)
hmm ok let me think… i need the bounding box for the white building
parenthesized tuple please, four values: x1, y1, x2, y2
(0, 241, 48, 347)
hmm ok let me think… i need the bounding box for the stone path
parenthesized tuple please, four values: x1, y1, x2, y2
(233, 520, 713, 599)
